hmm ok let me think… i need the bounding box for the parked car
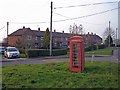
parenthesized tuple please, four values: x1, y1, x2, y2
(4, 47, 20, 58)
(0, 46, 5, 55)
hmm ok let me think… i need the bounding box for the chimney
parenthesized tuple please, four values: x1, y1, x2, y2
(62, 31, 64, 33)
(23, 26, 25, 29)
(91, 32, 93, 35)
(87, 32, 89, 35)
(28, 27, 31, 30)
(38, 28, 40, 31)
(54, 29, 56, 32)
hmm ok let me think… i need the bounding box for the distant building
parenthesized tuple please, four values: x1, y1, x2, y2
(8, 27, 102, 49)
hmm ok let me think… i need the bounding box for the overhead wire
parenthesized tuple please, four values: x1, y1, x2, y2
(54, 12, 106, 25)
(54, 1, 118, 9)
(7, 2, 119, 25)
(9, 7, 118, 25)
(54, 12, 70, 18)
(53, 7, 119, 22)
(0, 26, 6, 30)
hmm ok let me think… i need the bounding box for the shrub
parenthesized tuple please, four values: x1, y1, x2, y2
(52, 49, 67, 56)
(85, 46, 91, 51)
(110, 44, 115, 47)
(85, 45, 97, 51)
(27, 49, 67, 58)
(20, 54, 27, 58)
(19, 49, 26, 54)
(92, 45, 97, 50)
(98, 44, 106, 49)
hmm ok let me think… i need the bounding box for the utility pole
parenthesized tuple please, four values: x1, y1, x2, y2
(108, 21, 111, 47)
(116, 28, 118, 47)
(50, 1, 53, 56)
(7, 22, 9, 47)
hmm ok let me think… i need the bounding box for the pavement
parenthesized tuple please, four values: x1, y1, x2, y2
(0, 48, 119, 66)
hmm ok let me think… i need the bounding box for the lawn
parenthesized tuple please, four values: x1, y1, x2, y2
(2, 61, 119, 88)
(54, 47, 117, 58)
(85, 47, 116, 55)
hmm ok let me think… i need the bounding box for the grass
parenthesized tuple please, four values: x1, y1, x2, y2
(2, 61, 119, 88)
(85, 47, 116, 55)
(18, 47, 117, 59)
(54, 47, 117, 58)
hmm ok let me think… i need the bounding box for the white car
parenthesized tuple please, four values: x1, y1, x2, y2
(4, 47, 20, 58)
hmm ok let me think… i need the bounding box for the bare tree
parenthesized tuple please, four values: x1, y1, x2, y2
(103, 27, 115, 41)
(69, 23, 83, 35)
(69, 25, 73, 34)
(78, 24, 83, 34)
(73, 23, 78, 34)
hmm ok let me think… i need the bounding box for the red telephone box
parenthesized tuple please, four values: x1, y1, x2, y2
(70, 36, 84, 72)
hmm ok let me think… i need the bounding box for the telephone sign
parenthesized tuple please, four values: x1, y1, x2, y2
(70, 36, 84, 72)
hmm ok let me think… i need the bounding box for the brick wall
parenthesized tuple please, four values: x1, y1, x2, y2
(8, 36, 22, 47)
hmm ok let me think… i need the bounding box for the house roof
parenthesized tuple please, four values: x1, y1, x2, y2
(9, 27, 70, 38)
(32, 30, 44, 37)
(8, 27, 102, 40)
(9, 28, 31, 36)
(52, 32, 70, 38)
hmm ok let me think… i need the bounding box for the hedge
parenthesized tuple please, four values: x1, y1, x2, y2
(19, 49, 26, 54)
(52, 49, 67, 56)
(85, 45, 97, 51)
(27, 49, 67, 58)
(85, 44, 106, 52)
(98, 44, 106, 49)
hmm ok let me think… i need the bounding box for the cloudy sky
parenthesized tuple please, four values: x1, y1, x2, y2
(0, 0, 119, 42)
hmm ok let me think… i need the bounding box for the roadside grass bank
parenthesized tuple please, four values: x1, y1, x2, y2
(2, 61, 119, 88)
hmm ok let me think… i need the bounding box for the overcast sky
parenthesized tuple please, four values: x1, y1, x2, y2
(0, 0, 119, 42)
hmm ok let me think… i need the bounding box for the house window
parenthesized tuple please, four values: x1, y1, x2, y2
(41, 37, 43, 41)
(35, 37, 38, 41)
(27, 35, 32, 40)
(54, 38, 57, 41)
(27, 43, 31, 48)
(61, 37, 63, 41)
(65, 38, 68, 41)
(54, 42, 57, 47)
(35, 43, 38, 48)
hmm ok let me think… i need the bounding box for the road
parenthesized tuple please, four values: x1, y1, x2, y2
(1, 48, 119, 66)
(1, 56, 119, 66)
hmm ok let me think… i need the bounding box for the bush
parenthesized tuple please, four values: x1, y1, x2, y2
(85, 45, 97, 51)
(27, 49, 67, 58)
(98, 44, 106, 49)
(20, 54, 27, 58)
(85, 46, 91, 51)
(19, 49, 26, 54)
(110, 44, 115, 47)
(52, 49, 67, 56)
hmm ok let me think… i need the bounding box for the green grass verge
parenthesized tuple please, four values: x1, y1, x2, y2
(18, 47, 117, 58)
(2, 61, 119, 88)
(20, 54, 27, 58)
(55, 47, 117, 58)
(85, 47, 117, 55)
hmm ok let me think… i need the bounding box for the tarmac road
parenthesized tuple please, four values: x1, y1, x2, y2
(1, 56, 119, 66)
(1, 48, 119, 66)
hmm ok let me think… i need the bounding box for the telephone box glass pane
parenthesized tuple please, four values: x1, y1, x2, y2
(72, 44, 80, 68)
